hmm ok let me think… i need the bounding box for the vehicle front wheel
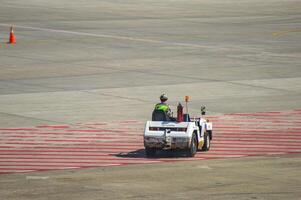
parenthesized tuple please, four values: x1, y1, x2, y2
(145, 148, 156, 157)
(187, 134, 197, 157)
(201, 132, 210, 151)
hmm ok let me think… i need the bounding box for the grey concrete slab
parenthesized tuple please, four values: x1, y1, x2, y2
(1, 155, 301, 200)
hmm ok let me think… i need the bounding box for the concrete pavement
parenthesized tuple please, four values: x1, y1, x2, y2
(0, 0, 300, 199)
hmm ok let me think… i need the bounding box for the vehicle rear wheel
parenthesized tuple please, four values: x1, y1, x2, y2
(187, 134, 197, 157)
(145, 148, 156, 157)
(202, 132, 210, 151)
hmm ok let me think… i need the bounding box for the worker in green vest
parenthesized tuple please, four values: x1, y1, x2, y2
(154, 93, 173, 118)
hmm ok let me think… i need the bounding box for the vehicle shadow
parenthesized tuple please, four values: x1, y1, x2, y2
(115, 149, 190, 159)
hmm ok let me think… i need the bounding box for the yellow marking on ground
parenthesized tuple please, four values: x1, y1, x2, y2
(273, 29, 301, 38)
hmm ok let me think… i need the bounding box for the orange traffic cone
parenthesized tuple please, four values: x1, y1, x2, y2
(9, 26, 16, 44)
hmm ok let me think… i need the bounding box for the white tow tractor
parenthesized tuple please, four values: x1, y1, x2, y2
(144, 96, 213, 157)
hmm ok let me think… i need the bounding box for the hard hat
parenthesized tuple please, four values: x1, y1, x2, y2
(160, 93, 168, 101)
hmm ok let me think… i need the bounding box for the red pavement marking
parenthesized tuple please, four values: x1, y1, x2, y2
(36, 125, 71, 129)
(0, 109, 301, 174)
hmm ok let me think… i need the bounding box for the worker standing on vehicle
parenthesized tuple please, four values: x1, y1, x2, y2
(154, 93, 173, 118)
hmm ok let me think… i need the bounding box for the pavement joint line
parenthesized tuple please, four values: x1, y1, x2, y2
(0, 23, 208, 48)
(0, 77, 152, 104)
(82, 91, 150, 103)
(225, 80, 293, 93)
(0, 111, 71, 125)
(0, 23, 262, 52)
(0, 70, 131, 82)
(131, 70, 296, 93)
(0, 69, 294, 95)
(272, 28, 301, 37)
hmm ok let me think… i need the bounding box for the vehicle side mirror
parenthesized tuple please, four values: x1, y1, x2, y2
(201, 106, 206, 115)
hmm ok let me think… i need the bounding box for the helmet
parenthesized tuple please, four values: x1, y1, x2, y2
(160, 93, 168, 101)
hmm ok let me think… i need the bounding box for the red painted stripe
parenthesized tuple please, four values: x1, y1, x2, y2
(0, 145, 139, 150)
(196, 154, 247, 158)
(65, 129, 127, 133)
(3, 133, 301, 140)
(0, 164, 120, 170)
(212, 139, 301, 144)
(3, 137, 141, 143)
(212, 121, 267, 124)
(0, 149, 132, 153)
(215, 130, 300, 133)
(0, 155, 152, 160)
(118, 120, 140, 124)
(0, 159, 160, 164)
(1, 109, 301, 175)
(84, 122, 109, 125)
(0, 153, 113, 156)
(216, 134, 301, 138)
(0, 128, 38, 131)
(0, 131, 142, 135)
(0, 142, 143, 147)
(36, 125, 70, 129)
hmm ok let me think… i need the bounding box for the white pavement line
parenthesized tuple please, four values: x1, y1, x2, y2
(26, 176, 49, 180)
(0, 23, 207, 48)
(195, 165, 212, 170)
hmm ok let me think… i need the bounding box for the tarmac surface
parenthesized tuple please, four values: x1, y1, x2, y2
(0, 0, 301, 199)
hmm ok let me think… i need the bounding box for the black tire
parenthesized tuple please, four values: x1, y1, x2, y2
(145, 148, 156, 157)
(201, 132, 210, 151)
(187, 134, 197, 157)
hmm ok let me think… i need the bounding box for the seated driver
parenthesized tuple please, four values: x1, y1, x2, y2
(154, 93, 173, 118)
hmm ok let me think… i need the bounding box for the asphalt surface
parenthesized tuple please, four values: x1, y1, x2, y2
(0, 0, 301, 199)
(1, 155, 301, 200)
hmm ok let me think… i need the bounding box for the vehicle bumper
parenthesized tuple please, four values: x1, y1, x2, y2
(144, 136, 190, 150)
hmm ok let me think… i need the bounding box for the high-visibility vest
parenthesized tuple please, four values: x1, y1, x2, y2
(155, 103, 169, 112)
